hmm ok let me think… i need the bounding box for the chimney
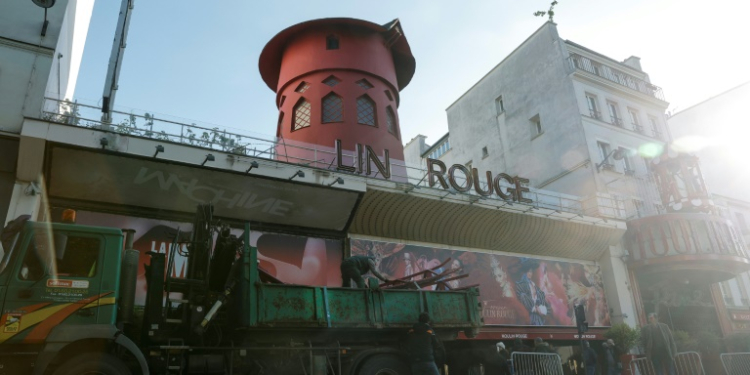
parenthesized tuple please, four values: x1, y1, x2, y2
(622, 56, 642, 71)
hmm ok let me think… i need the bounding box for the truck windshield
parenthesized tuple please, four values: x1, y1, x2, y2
(0, 232, 20, 275)
(18, 231, 100, 280)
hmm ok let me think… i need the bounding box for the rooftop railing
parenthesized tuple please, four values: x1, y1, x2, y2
(41, 97, 628, 220)
(568, 53, 666, 101)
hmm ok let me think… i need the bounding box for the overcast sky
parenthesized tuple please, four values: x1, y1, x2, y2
(73, 0, 750, 146)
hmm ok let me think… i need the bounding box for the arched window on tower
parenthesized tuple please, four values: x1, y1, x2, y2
(293, 98, 311, 131)
(326, 35, 339, 50)
(357, 95, 376, 126)
(322, 93, 343, 123)
(386, 106, 398, 137)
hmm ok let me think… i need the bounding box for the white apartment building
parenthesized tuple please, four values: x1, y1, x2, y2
(0, 0, 94, 223)
(405, 22, 748, 341)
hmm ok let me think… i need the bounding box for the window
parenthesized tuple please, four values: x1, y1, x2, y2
(356, 95, 376, 126)
(597, 141, 612, 162)
(295, 81, 310, 93)
(293, 98, 311, 131)
(495, 95, 505, 114)
(277, 112, 284, 128)
(19, 233, 100, 280)
(619, 147, 634, 174)
(633, 199, 645, 218)
(586, 94, 600, 119)
(356, 79, 374, 90)
(279, 96, 286, 107)
(607, 101, 622, 126)
(386, 106, 398, 135)
(322, 75, 341, 87)
(736, 212, 748, 233)
(321, 93, 343, 123)
(482, 146, 489, 159)
(648, 115, 662, 139)
(384, 90, 393, 101)
(530, 114, 542, 137)
(326, 35, 339, 50)
(628, 108, 643, 133)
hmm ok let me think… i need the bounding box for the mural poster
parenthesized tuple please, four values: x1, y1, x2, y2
(351, 238, 611, 327)
(75, 211, 342, 305)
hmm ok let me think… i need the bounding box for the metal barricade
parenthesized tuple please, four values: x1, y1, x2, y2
(630, 357, 656, 375)
(629, 352, 705, 375)
(674, 351, 705, 375)
(510, 352, 564, 375)
(722, 352, 750, 375)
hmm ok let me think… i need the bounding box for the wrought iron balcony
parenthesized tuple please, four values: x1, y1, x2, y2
(611, 116, 624, 127)
(569, 53, 666, 102)
(589, 109, 602, 120)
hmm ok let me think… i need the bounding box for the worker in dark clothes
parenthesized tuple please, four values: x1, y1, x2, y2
(340, 255, 389, 288)
(510, 338, 532, 354)
(405, 313, 445, 375)
(582, 341, 597, 375)
(534, 337, 555, 353)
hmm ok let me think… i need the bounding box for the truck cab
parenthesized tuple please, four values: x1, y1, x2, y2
(0, 218, 146, 375)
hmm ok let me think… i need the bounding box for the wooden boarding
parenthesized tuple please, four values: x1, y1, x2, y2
(381, 259, 471, 291)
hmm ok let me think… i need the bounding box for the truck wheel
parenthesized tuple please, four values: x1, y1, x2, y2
(53, 353, 132, 375)
(357, 354, 409, 375)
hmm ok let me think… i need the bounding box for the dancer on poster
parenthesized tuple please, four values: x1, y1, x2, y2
(515, 259, 552, 326)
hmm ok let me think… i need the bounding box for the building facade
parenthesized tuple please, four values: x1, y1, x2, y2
(405, 21, 749, 348)
(3, 7, 748, 371)
(0, 0, 94, 229)
(668, 81, 750, 338)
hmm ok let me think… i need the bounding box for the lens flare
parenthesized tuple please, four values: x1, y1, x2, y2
(672, 135, 714, 153)
(638, 143, 663, 158)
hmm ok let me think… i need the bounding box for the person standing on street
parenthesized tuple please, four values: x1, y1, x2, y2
(340, 254, 390, 288)
(642, 313, 677, 375)
(582, 341, 597, 375)
(602, 339, 621, 375)
(534, 337, 555, 353)
(510, 338, 532, 354)
(405, 313, 445, 375)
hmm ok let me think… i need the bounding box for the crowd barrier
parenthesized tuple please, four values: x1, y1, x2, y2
(629, 351, 705, 375)
(510, 352, 564, 375)
(722, 352, 750, 375)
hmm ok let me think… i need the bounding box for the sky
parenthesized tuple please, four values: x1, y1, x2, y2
(73, 0, 750, 147)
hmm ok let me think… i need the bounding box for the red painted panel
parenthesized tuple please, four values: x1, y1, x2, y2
(261, 19, 410, 167)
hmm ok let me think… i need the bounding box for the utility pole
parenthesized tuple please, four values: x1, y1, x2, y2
(575, 303, 589, 373)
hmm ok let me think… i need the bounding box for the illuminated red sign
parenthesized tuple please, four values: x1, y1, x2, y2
(730, 311, 750, 321)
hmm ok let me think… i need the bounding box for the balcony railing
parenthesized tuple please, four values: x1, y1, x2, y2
(569, 53, 666, 101)
(652, 128, 664, 140)
(41, 97, 614, 219)
(589, 109, 602, 120)
(610, 116, 624, 127)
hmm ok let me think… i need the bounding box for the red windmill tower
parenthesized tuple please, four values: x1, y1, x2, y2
(259, 18, 415, 178)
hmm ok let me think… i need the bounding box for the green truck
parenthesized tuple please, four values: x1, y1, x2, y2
(0, 205, 482, 374)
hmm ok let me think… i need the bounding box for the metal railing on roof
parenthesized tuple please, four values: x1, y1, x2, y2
(41, 97, 629, 220)
(569, 53, 666, 101)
